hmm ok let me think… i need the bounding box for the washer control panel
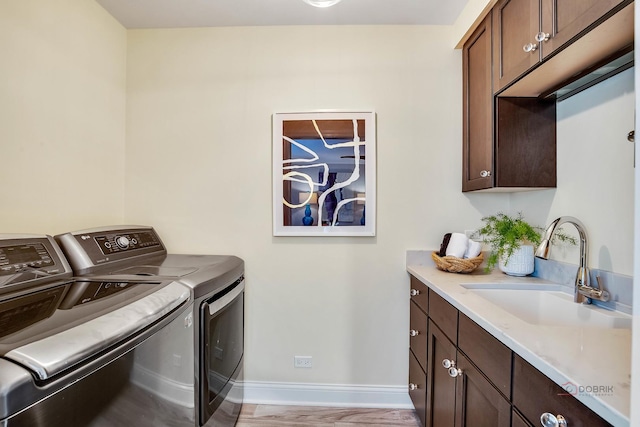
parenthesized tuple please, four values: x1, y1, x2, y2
(0, 235, 71, 288)
(0, 242, 54, 275)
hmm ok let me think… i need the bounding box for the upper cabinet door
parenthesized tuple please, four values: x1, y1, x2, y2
(492, 0, 540, 93)
(540, 0, 627, 59)
(462, 14, 493, 192)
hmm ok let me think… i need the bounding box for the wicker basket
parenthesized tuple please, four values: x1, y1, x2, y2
(432, 251, 483, 274)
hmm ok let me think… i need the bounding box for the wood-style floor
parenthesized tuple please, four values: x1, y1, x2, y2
(236, 405, 421, 427)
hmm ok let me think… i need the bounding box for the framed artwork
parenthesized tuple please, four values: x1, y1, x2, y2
(272, 111, 376, 236)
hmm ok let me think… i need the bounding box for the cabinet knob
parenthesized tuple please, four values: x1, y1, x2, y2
(540, 413, 567, 427)
(535, 32, 550, 42)
(410, 329, 420, 337)
(442, 359, 462, 377)
(442, 358, 455, 369)
(628, 130, 635, 142)
(448, 366, 463, 378)
(523, 42, 538, 53)
(409, 383, 419, 391)
(410, 288, 421, 296)
(480, 170, 491, 178)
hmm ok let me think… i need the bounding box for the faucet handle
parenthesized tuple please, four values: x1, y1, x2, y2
(578, 275, 610, 302)
(595, 276, 610, 301)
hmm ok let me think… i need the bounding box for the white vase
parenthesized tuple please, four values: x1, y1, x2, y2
(498, 244, 535, 276)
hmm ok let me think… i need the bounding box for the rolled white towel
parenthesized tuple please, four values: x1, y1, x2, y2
(464, 239, 482, 259)
(445, 233, 468, 258)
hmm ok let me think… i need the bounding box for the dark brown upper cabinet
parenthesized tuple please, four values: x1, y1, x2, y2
(462, 0, 633, 192)
(492, 0, 541, 93)
(493, 0, 630, 94)
(462, 12, 556, 192)
(495, 0, 633, 97)
(540, 0, 628, 59)
(462, 14, 494, 191)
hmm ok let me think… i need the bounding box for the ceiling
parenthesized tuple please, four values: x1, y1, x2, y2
(95, 0, 470, 29)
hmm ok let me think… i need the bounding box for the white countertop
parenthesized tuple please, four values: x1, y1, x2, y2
(407, 259, 631, 427)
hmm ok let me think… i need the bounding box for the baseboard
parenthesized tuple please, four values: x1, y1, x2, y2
(243, 381, 413, 409)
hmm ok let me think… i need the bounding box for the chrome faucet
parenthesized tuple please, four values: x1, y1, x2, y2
(535, 216, 609, 304)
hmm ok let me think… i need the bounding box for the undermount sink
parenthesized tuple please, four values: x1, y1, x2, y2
(461, 284, 631, 329)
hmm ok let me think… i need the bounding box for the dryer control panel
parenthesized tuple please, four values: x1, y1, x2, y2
(93, 230, 162, 255)
(55, 226, 167, 275)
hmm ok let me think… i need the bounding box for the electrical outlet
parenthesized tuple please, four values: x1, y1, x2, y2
(294, 356, 312, 368)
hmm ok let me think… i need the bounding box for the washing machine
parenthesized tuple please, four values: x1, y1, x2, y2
(0, 233, 191, 427)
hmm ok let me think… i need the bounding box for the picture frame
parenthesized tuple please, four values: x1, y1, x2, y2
(272, 111, 376, 236)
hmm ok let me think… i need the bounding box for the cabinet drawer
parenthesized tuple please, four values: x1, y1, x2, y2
(409, 352, 427, 427)
(410, 300, 428, 371)
(428, 290, 458, 344)
(410, 275, 429, 314)
(458, 313, 511, 398)
(513, 355, 612, 427)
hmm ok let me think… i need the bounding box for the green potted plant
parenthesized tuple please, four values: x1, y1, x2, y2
(475, 212, 575, 276)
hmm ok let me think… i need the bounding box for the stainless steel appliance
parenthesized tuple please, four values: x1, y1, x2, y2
(55, 225, 244, 427)
(0, 234, 191, 427)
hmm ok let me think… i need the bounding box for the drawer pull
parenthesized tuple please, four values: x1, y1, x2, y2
(410, 329, 420, 337)
(409, 383, 419, 391)
(410, 289, 420, 296)
(540, 413, 567, 427)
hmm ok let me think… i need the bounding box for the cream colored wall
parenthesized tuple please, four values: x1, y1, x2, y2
(125, 25, 509, 387)
(511, 69, 635, 276)
(0, 0, 127, 234)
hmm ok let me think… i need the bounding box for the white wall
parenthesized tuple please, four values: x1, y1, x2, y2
(0, 0, 127, 234)
(511, 69, 635, 276)
(125, 25, 509, 392)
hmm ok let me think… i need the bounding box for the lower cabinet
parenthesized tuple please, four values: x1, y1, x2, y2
(409, 296, 428, 426)
(408, 275, 613, 427)
(425, 303, 509, 427)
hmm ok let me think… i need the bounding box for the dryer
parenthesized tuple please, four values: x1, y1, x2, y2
(55, 225, 244, 427)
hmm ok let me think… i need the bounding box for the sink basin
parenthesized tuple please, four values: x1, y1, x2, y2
(462, 285, 631, 329)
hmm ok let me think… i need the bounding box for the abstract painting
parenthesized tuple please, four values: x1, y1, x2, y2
(272, 111, 376, 236)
